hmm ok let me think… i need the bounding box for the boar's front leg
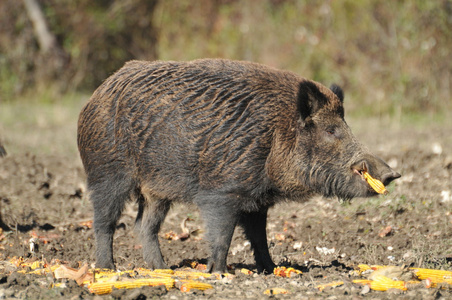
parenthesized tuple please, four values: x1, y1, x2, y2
(197, 194, 240, 273)
(136, 196, 171, 269)
(239, 208, 276, 274)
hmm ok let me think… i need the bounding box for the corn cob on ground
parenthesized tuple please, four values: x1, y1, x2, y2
(411, 268, 452, 285)
(179, 281, 213, 292)
(273, 266, 302, 277)
(351, 264, 452, 291)
(357, 264, 452, 285)
(352, 277, 407, 291)
(240, 268, 254, 275)
(8, 257, 452, 295)
(367, 274, 407, 291)
(88, 278, 175, 295)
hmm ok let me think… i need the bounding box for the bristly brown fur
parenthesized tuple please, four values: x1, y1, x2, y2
(77, 58, 400, 273)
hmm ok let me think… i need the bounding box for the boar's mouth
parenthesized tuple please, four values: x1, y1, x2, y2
(352, 162, 374, 185)
(337, 159, 400, 204)
(337, 158, 400, 204)
(338, 162, 379, 204)
(336, 162, 371, 204)
(353, 162, 368, 178)
(352, 161, 391, 195)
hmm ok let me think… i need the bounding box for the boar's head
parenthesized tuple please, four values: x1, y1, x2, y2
(268, 81, 400, 202)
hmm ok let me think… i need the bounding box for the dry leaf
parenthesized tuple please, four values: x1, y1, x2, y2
(378, 225, 392, 238)
(54, 263, 92, 285)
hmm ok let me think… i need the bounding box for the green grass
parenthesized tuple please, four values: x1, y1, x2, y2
(155, 0, 452, 119)
(3, 1, 450, 120)
(0, 92, 88, 156)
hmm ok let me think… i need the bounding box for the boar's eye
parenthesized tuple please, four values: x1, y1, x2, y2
(326, 126, 336, 136)
(325, 126, 342, 139)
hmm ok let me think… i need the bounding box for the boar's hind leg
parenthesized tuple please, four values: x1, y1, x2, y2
(135, 196, 170, 269)
(197, 195, 240, 273)
(90, 172, 133, 270)
(239, 208, 276, 274)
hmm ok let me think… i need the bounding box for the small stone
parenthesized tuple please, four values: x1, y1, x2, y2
(360, 285, 370, 295)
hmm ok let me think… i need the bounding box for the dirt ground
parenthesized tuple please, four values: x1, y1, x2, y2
(0, 111, 451, 299)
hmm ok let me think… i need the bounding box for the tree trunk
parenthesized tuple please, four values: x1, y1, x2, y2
(22, 0, 69, 89)
(23, 0, 57, 54)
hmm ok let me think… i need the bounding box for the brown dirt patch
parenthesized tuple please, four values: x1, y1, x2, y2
(0, 118, 451, 299)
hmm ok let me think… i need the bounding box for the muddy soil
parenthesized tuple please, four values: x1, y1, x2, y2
(0, 118, 451, 299)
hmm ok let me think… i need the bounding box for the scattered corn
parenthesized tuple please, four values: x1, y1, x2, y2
(240, 268, 254, 275)
(93, 269, 123, 277)
(88, 278, 175, 295)
(411, 268, 452, 285)
(353, 276, 408, 292)
(353, 265, 452, 291)
(152, 269, 174, 275)
(353, 279, 373, 285)
(9, 256, 24, 267)
(87, 282, 114, 295)
(179, 281, 213, 292)
(357, 264, 372, 273)
(8, 257, 452, 296)
(30, 260, 43, 270)
(368, 274, 407, 291)
(136, 268, 174, 278)
(274, 266, 302, 277)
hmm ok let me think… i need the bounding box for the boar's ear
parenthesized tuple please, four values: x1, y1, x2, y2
(297, 81, 329, 123)
(330, 84, 344, 103)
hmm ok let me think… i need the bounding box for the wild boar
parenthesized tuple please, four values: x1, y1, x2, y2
(77, 59, 400, 273)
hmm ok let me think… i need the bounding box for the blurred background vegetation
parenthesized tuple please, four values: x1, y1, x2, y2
(0, 0, 451, 121)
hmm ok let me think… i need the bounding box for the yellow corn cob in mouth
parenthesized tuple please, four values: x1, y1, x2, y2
(362, 171, 388, 194)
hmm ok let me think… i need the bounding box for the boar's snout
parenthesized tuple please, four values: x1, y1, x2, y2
(381, 169, 401, 186)
(351, 156, 401, 191)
